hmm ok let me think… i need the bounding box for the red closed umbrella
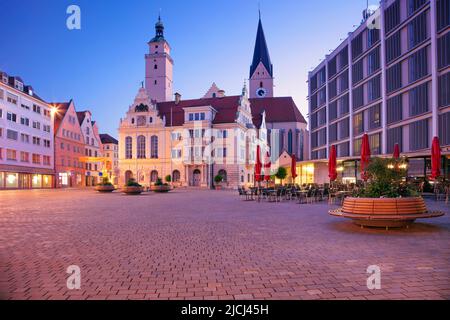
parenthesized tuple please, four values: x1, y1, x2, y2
(360, 133, 371, 181)
(264, 151, 271, 182)
(431, 137, 441, 180)
(255, 145, 263, 183)
(328, 145, 337, 182)
(393, 143, 400, 159)
(291, 154, 298, 182)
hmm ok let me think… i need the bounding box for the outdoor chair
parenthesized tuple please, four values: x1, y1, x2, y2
(238, 187, 253, 201)
(306, 189, 315, 204)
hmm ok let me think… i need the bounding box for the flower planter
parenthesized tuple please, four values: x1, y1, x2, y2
(95, 185, 115, 193)
(122, 186, 144, 195)
(329, 197, 444, 229)
(150, 185, 171, 193)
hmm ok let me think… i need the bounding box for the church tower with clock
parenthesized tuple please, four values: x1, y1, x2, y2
(249, 14, 274, 99)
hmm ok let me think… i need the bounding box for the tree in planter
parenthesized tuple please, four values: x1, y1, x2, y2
(275, 167, 287, 186)
(214, 175, 224, 189)
(99, 177, 113, 186)
(165, 175, 172, 183)
(356, 157, 418, 198)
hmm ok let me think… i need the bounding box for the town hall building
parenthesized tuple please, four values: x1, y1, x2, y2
(118, 15, 308, 188)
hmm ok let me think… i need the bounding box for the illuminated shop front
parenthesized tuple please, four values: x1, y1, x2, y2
(0, 171, 54, 189)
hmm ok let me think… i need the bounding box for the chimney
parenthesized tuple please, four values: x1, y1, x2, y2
(174, 92, 181, 105)
(217, 90, 225, 98)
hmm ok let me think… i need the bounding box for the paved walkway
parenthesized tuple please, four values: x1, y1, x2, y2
(0, 189, 449, 300)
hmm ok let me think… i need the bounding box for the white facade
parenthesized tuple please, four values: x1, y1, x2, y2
(0, 73, 55, 189)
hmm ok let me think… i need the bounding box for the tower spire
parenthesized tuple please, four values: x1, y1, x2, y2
(249, 13, 273, 78)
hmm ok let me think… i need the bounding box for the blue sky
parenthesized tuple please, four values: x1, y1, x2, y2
(0, 0, 371, 136)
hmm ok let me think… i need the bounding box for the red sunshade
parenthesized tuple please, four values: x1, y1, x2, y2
(264, 151, 271, 182)
(360, 133, 371, 181)
(393, 143, 400, 159)
(255, 145, 263, 182)
(328, 145, 337, 182)
(291, 154, 298, 180)
(431, 137, 441, 180)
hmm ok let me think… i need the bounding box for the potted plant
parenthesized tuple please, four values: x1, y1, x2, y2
(122, 178, 144, 195)
(329, 157, 444, 228)
(95, 177, 115, 193)
(150, 178, 171, 193)
(214, 175, 224, 190)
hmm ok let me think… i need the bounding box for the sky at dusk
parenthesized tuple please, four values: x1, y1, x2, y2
(0, 0, 373, 136)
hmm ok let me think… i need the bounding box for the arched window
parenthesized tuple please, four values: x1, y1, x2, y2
(288, 130, 293, 154)
(260, 81, 263, 88)
(154, 64, 158, 70)
(218, 169, 227, 182)
(212, 93, 217, 98)
(151, 135, 158, 159)
(137, 135, 146, 159)
(150, 170, 159, 183)
(125, 137, 133, 159)
(172, 170, 181, 182)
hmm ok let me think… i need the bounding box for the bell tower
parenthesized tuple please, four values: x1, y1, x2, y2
(249, 14, 274, 99)
(145, 14, 174, 102)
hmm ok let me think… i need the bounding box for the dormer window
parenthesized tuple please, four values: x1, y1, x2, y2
(15, 81, 24, 91)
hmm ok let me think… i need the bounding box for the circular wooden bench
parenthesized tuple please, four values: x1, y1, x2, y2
(329, 197, 445, 229)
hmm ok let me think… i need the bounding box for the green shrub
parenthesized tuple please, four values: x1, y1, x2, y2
(214, 175, 223, 184)
(275, 167, 287, 184)
(126, 179, 142, 187)
(99, 177, 113, 186)
(165, 175, 172, 183)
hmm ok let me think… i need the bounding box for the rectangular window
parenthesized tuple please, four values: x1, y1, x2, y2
(369, 133, 382, 155)
(328, 57, 337, 79)
(387, 126, 403, 153)
(20, 151, 29, 163)
(367, 47, 380, 75)
(338, 118, 350, 139)
(0, 88, 4, 100)
(318, 88, 326, 106)
(21, 133, 30, 143)
(32, 121, 41, 130)
(353, 112, 364, 136)
(351, 33, 363, 60)
(33, 136, 41, 146)
(7, 129, 18, 140)
(7, 93, 18, 105)
(43, 156, 51, 166)
(338, 46, 349, 70)
(438, 31, 450, 69)
(439, 112, 450, 145)
(408, 0, 427, 16)
(386, 31, 401, 63)
(337, 142, 350, 157)
(33, 104, 41, 114)
(409, 119, 429, 151)
(329, 123, 338, 143)
(367, 74, 381, 102)
(387, 62, 402, 93)
(367, 28, 380, 48)
(7, 112, 17, 122)
(329, 79, 337, 99)
(387, 94, 403, 123)
(352, 60, 364, 85)
(408, 11, 428, 49)
(7, 149, 17, 161)
(353, 138, 363, 156)
(338, 70, 349, 93)
(318, 108, 327, 126)
(368, 103, 381, 129)
(338, 94, 349, 116)
(409, 82, 429, 116)
(32, 154, 41, 164)
(439, 72, 450, 108)
(20, 117, 30, 126)
(385, 0, 401, 33)
(352, 85, 364, 110)
(329, 101, 338, 121)
(408, 46, 429, 83)
(310, 112, 318, 130)
(437, 0, 450, 31)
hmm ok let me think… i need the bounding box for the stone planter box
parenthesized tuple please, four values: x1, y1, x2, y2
(150, 185, 171, 193)
(329, 197, 444, 229)
(122, 186, 144, 195)
(95, 185, 115, 193)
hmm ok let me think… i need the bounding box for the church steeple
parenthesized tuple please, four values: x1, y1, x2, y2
(250, 16, 273, 78)
(249, 14, 274, 99)
(151, 14, 165, 43)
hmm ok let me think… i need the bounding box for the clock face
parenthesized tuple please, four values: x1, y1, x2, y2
(256, 88, 267, 98)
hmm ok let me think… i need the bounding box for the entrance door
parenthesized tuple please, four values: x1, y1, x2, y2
(193, 169, 201, 187)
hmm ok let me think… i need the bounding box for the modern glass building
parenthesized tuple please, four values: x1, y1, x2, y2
(307, 0, 449, 184)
